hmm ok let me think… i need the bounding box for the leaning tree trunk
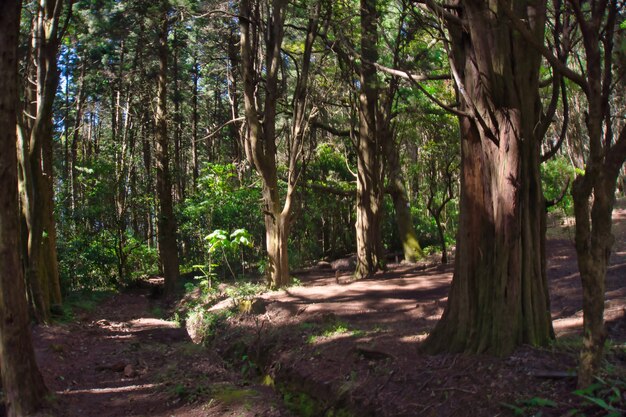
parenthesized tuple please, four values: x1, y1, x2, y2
(423, 0, 553, 355)
(155, 1, 180, 295)
(0, 2, 50, 414)
(354, 0, 385, 279)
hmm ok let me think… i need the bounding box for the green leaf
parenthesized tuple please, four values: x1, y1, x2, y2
(501, 403, 525, 416)
(524, 397, 557, 407)
(579, 394, 615, 411)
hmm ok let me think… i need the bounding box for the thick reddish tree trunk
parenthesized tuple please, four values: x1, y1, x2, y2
(423, 0, 553, 355)
(0, 2, 50, 414)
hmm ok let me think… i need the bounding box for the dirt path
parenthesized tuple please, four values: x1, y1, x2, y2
(32, 201, 626, 416)
(34, 290, 287, 416)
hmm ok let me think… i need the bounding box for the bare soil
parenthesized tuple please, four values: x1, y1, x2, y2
(32, 201, 626, 416)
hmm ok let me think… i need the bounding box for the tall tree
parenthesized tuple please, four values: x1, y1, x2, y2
(502, 0, 626, 387)
(559, 0, 626, 388)
(155, 0, 180, 294)
(17, 0, 69, 321)
(354, 0, 385, 278)
(240, 0, 321, 287)
(423, 0, 554, 354)
(0, 0, 50, 414)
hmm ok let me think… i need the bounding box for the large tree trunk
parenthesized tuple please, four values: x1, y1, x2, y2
(354, 0, 384, 279)
(423, 0, 553, 355)
(0, 2, 50, 414)
(155, 1, 180, 295)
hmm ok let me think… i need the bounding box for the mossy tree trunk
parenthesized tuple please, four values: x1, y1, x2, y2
(423, 0, 553, 355)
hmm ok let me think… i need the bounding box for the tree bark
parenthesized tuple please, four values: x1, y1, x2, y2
(354, 0, 385, 279)
(240, 0, 318, 287)
(17, 0, 67, 321)
(386, 134, 423, 263)
(0, 2, 50, 414)
(423, 0, 553, 355)
(565, 0, 626, 388)
(155, 1, 180, 295)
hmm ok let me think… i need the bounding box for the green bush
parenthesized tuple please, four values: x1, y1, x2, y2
(542, 155, 577, 215)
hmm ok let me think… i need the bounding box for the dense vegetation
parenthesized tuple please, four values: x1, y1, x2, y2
(1, 0, 625, 415)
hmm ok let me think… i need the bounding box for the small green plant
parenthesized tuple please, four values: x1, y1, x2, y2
(282, 390, 318, 417)
(501, 396, 557, 416)
(307, 321, 363, 343)
(225, 281, 265, 303)
(240, 354, 258, 379)
(573, 377, 626, 417)
(186, 308, 232, 344)
(290, 277, 302, 287)
(205, 228, 253, 281)
(56, 289, 115, 322)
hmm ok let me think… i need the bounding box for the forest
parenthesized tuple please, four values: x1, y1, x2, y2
(0, 0, 625, 416)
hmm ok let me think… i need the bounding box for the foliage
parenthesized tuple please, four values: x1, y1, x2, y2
(541, 155, 577, 215)
(185, 308, 233, 345)
(501, 397, 557, 416)
(179, 164, 263, 274)
(55, 289, 115, 322)
(307, 320, 364, 344)
(572, 376, 626, 416)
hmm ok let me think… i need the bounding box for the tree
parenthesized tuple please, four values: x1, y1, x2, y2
(240, 0, 322, 287)
(0, 0, 50, 413)
(504, 0, 626, 388)
(423, 0, 554, 354)
(17, 0, 69, 321)
(354, 0, 386, 278)
(558, 0, 626, 388)
(155, 0, 180, 295)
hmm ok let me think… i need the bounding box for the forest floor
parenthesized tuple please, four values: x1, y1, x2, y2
(32, 201, 626, 417)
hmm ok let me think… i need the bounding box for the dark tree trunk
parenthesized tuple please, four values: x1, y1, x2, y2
(564, 0, 626, 387)
(423, 0, 553, 355)
(155, 1, 180, 295)
(354, 0, 385, 279)
(191, 58, 199, 189)
(0, 2, 50, 414)
(17, 0, 66, 321)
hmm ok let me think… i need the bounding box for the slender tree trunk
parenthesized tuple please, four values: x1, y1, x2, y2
(240, 0, 291, 288)
(172, 29, 184, 202)
(155, 1, 180, 295)
(423, 0, 553, 355)
(17, 0, 67, 321)
(0, 3, 50, 414)
(191, 58, 199, 189)
(386, 137, 423, 262)
(70, 60, 86, 216)
(568, 1, 626, 386)
(354, 0, 384, 279)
